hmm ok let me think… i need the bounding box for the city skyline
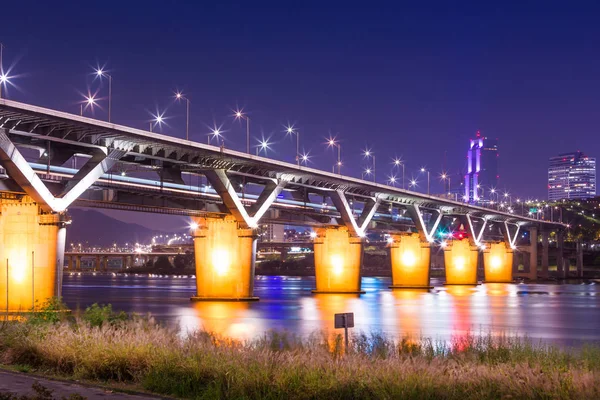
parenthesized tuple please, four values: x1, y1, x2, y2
(1, 1, 599, 206)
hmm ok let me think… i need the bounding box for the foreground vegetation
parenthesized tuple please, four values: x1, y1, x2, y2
(0, 300, 599, 399)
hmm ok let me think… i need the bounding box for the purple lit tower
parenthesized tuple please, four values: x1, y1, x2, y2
(464, 131, 498, 202)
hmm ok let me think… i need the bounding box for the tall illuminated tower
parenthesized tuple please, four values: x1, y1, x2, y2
(464, 131, 498, 202)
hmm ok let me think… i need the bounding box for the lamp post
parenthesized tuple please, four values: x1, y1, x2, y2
(256, 138, 270, 156)
(409, 179, 417, 189)
(234, 109, 250, 153)
(80, 95, 96, 116)
(327, 137, 341, 174)
(388, 175, 397, 187)
(209, 127, 222, 145)
(149, 113, 164, 133)
(440, 172, 451, 196)
(299, 152, 309, 165)
(393, 158, 405, 189)
(363, 148, 376, 182)
(362, 168, 372, 179)
(286, 125, 300, 165)
(175, 92, 191, 140)
(95, 68, 113, 122)
(420, 168, 430, 195)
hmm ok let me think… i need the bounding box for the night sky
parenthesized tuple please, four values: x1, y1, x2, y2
(2, 1, 599, 229)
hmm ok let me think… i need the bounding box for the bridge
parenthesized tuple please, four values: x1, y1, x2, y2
(0, 98, 567, 308)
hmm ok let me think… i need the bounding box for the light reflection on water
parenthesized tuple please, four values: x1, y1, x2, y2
(61, 274, 600, 347)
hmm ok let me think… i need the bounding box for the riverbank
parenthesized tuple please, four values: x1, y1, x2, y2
(0, 301, 599, 399)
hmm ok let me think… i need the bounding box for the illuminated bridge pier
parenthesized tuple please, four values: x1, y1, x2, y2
(0, 99, 567, 308)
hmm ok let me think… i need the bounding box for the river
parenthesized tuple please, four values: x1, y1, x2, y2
(62, 274, 600, 347)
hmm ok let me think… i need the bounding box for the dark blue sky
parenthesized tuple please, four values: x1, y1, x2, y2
(2, 1, 599, 205)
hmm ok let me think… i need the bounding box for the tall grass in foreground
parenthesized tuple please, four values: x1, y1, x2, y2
(0, 302, 598, 399)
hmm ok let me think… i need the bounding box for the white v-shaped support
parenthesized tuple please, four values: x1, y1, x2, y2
(502, 221, 520, 248)
(0, 129, 128, 213)
(204, 169, 288, 228)
(330, 190, 380, 237)
(465, 214, 488, 246)
(406, 204, 443, 242)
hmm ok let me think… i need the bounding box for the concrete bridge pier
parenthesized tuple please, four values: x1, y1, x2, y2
(94, 255, 101, 272)
(102, 256, 109, 272)
(388, 233, 432, 289)
(75, 256, 81, 272)
(483, 242, 514, 283)
(556, 231, 566, 278)
(191, 216, 258, 301)
(312, 227, 364, 294)
(443, 239, 479, 285)
(541, 230, 550, 279)
(576, 239, 584, 278)
(67, 255, 73, 271)
(0, 197, 68, 312)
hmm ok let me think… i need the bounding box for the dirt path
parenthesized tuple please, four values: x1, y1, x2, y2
(0, 370, 161, 399)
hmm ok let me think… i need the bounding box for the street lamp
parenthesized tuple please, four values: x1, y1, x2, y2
(285, 124, 300, 165)
(95, 68, 113, 122)
(363, 148, 376, 182)
(208, 126, 223, 145)
(234, 109, 250, 153)
(326, 136, 341, 174)
(362, 168, 372, 179)
(392, 157, 405, 189)
(256, 137, 271, 155)
(388, 174, 397, 187)
(149, 112, 165, 132)
(80, 94, 97, 116)
(299, 152, 310, 165)
(440, 172, 451, 195)
(409, 179, 418, 189)
(175, 92, 191, 140)
(420, 168, 430, 195)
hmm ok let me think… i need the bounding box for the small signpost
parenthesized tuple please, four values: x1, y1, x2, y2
(334, 312, 354, 350)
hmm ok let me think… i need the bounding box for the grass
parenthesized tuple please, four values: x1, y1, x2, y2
(0, 300, 598, 399)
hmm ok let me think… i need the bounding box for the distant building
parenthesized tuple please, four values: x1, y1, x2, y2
(260, 223, 285, 242)
(464, 131, 498, 202)
(548, 152, 596, 201)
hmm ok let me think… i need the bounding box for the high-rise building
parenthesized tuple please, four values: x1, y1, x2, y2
(464, 131, 498, 202)
(548, 152, 596, 201)
(259, 223, 285, 242)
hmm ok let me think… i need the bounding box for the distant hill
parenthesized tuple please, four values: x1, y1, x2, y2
(66, 208, 166, 247)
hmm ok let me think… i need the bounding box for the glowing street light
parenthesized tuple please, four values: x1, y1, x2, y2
(440, 172, 451, 194)
(420, 167, 430, 195)
(284, 124, 301, 165)
(256, 137, 271, 155)
(208, 126, 223, 145)
(149, 112, 165, 132)
(392, 157, 405, 189)
(326, 136, 341, 174)
(409, 179, 418, 189)
(388, 174, 397, 187)
(80, 94, 97, 116)
(234, 109, 250, 153)
(362, 168, 372, 179)
(299, 152, 310, 165)
(175, 92, 191, 140)
(363, 148, 376, 182)
(95, 67, 113, 122)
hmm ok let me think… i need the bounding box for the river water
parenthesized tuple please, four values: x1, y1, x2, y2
(62, 274, 600, 347)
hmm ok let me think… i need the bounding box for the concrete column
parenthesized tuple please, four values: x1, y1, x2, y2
(191, 216, 258, 301)
(312, 226, 364, 294)
(75, 256, 81, 272)
(389, 233, 432, 289)
(527, 227, 538, 281)
(557, 231, 565, 278)
(95, 255, 101, 272)
(0, 196, 68, 312)
(576, 239, 584, 278)
(102, 256, 108, 272)
(541, 230, 549, 279)
(483, 242, 514, 283)
(121, 256, 127, 270)
(444, 239, 479, 285)
(67, 255, 73, 271)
